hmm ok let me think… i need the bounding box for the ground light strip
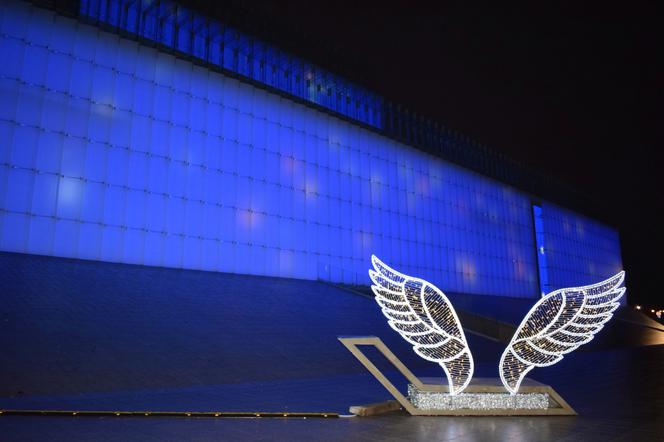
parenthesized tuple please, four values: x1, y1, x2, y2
(0, 410, 338, 418)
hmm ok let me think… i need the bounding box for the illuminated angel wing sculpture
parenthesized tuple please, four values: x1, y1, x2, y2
(499, 271, 626, 394)
(369, 255, 474, 394)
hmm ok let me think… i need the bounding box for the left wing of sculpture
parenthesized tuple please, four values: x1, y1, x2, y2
(369, 255, 474, 394)
(499, 271, 626, 394)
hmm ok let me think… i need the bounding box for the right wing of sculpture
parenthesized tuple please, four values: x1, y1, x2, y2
(499, 271, 626, 394)
(369, 255, 474, 395)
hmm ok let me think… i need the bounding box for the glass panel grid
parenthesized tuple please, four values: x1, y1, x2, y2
(0, 1, 621, 299)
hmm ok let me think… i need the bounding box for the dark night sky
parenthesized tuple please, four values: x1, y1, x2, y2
(189, 1, 662, 306)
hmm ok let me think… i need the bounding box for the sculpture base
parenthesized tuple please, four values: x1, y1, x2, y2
(408, 385, 550, 411)
(339, 337, 577, 416)
(401, 377, 576, 415)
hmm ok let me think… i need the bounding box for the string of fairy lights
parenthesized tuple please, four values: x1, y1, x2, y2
(499, 271, 626, 394)
(369, 255, 474, 395)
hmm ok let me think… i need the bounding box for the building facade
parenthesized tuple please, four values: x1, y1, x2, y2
(0, 0, 623, 298)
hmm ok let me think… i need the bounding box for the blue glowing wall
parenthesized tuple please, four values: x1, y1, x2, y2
(537, 202, 623, 292)
(0, 1, 622, 298)
(532, 204, 550, 297)
(80, 0, 383, 129)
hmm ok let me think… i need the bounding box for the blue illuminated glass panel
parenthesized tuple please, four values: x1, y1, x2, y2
(538, 202, 623, 297)
(0, 1, 622, 299)
(78, 0, 384, 129)
(532, 204, 550, 297)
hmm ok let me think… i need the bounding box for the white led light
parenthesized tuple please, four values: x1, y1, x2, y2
(369, 255, 474, 395)
(408, 384, 549, 411)
(499, 271, 626, 394)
